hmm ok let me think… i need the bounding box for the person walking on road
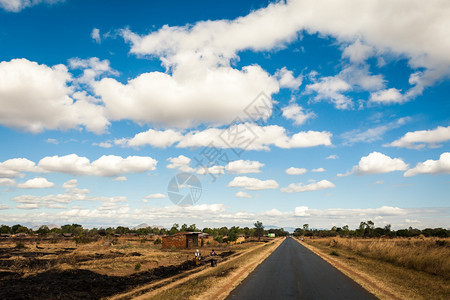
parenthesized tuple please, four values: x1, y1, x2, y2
(210, 249, 217, 267)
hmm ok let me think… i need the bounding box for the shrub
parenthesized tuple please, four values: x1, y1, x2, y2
(330, 250, 339, 256)
(134, 262, 141, 271)
(154, 238, 162, 245)
(15, 242, 26, 249)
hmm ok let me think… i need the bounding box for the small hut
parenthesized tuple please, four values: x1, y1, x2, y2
(161, 232, 201, 249)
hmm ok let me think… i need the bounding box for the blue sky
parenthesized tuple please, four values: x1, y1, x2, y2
(0, 0, 449, 229)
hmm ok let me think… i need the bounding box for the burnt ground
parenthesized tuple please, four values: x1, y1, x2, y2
(0, 245, 236, 300)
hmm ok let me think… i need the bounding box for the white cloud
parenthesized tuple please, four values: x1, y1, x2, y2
(404, 152, 450, 177)
(281, 103, 316, 125)
(227, 176, 279, 191)
(281, 179, 335, 193)
(275, 67, 302, 89)
(0, 158, 38, 178)
(312, 168, 325, 172)
(285, 167, 307, 175)
(386, 126, 450, 149)
(62, 179, 78, 189)
(17, 177, 54, 189)
(115, 129, 183, 148)
(225, 160, 264, 174)
(369, 88, 404, 104)
(113, 176, 127, 181)
(91, 28, 101, 43)
(236, 191, 251, 199)
(68, 57, 118, 86)
(305, 76, 352, 109)
(355, 152, 408, 174)
(326, 155, 338, 159)
(197, 165, 225, 175)
(144, 193, 166, 199)
(0, 178, 16, 186)
(0, 59, 109, 134)
(0, 0, 63, 12)
(117, 123, 332, 151)
(93, 142, 113, 148)
(38, 154, 157, 176)
(166, 155, 195, 173)
(294, 206, 310, 216)
(342, 39, 375, 63)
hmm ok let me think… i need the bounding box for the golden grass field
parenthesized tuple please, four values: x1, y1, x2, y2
(303, 236, 450, 300)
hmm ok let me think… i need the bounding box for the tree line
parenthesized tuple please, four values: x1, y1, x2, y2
(293, 221, 449, 238)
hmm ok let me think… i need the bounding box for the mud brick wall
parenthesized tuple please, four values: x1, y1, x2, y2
(162, 235, 186, 249)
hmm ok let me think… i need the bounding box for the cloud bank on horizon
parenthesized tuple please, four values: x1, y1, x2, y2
(0, 0, 448, 229)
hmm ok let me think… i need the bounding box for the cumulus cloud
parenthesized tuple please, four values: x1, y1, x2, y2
(342, 39, 375, 64)
(355, 152, 408, 174)
(227, 176, 279, 190)
(275, 67, 302, 89)
(0, 178, 16, 186)
(225, 160, 264, 174)
(0, 0, 63, 12)
(91, 28, 101, 43)
(17, 177, 54, 189)
(326, 154, 338, 159)
(0, 59, 110, 134)
(281, 179, 335, 193)
(386, 126, 450, 149)
(62, 179, 78, 189)
(369, 88, 404, 104)
(285, 167, 307, 175)
(166, 155, 195, 173)
(38, 154, 157, 176)
(116, 123, 332, 151)
(404, 152, 450, 177)
(0, 158, 39, 178)
(113, 176, 127, 181)
(69, 57, 118, 86)
(281, 103, 316, 125)
(197, 165, 225, 175)
(305, 76, 352, 109)
(236, 191, 252, 199)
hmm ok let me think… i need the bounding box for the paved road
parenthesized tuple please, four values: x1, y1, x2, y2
(226, 237, 377, 300)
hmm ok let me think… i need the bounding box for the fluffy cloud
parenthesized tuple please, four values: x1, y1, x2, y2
(227, 176, 279, 191)
(62, 179, 78, 189)
(0, 0, 63, 12)
(0, 59, 109, 133)
(275, 67, 302, 89)
(225, 160, 264, 174)
(326, 155, 338, 160)
(0, 158, 38, 178)
(305, 76, 352, 109)
(118, 123, 332, 151)
(197, 165, 225, 175)
(285, 167, 307, 175)
(386, 126, 450, 149)
(404, 153, 450, 177)
(38, 154, 157, 176)
(69, 57, 118, 86)
(355, 152, 408, 174)
(236, 191, 252, 199)
(369, 88, 404, 104)
(113, 176, 127, 181)
(281, 103, 316, 125)
(0, 178, 16, 186)
(91, 28, 101, 43)
(166, 155, 195, 173)
(281, 179, 335, 193)
(342, 40, 375, 63)
(312, 168, 325, 172)
(17, 177, 54, 189)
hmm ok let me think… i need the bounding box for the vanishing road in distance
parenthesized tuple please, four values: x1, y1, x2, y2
(227, 237, 377, 300)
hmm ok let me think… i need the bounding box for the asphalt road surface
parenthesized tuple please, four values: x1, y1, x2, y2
(226, 237, 378, 300)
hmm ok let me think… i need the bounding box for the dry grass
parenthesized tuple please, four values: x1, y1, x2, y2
(303, 237, 450, 300)
(316, 237, 450, 279)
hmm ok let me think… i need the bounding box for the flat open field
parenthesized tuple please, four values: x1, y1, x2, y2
(0, 236, 266, 299)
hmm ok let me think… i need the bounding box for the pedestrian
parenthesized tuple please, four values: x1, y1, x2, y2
(210, 249, 217, 267)
(195, 249, 201, 266)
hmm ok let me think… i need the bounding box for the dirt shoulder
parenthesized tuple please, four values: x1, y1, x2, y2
(129, 238, 284, 300)
(296, 237, 450, 300)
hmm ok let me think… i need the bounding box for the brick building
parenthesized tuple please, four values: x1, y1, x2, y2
(161, 232, 201, 249)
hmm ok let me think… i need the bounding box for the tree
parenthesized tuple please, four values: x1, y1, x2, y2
(254, 221, 264, 240)
(303, 224, 309, 232)
(37, 225, 50, 236)
(0, 225, 11, 234)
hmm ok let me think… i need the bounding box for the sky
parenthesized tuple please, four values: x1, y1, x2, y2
(0, 0, 449, 230)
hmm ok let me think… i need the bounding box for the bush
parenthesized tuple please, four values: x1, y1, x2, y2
(15, 242, 26, 249)
(154, 238, 161, 245)
(330, 250, 339, 256)
(134, 262, 141, 271)
(74, 234, 93, 245)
